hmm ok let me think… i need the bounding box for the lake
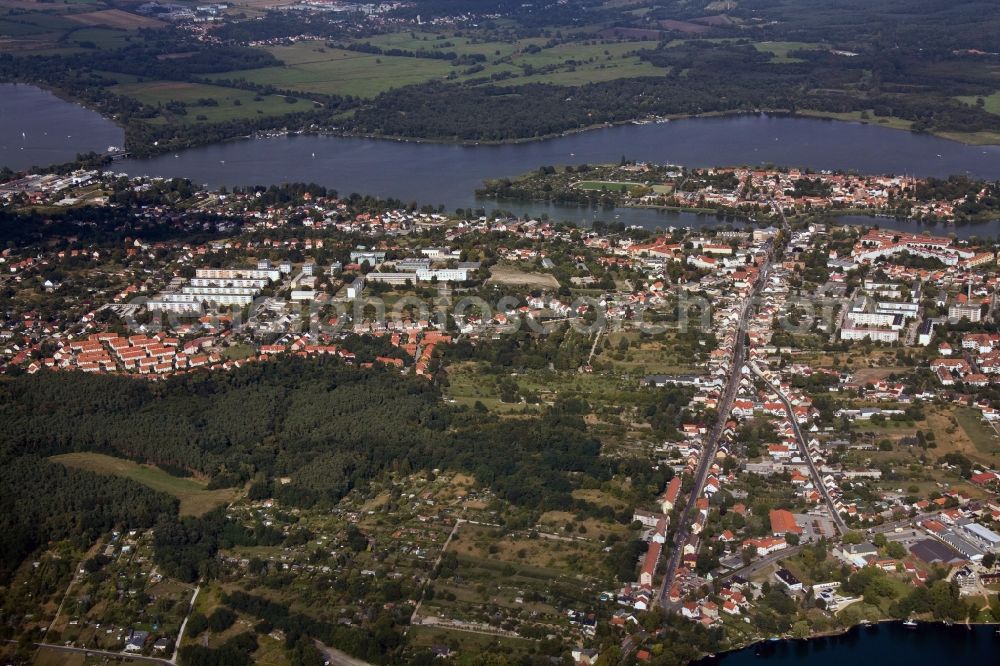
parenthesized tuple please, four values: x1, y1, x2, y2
(697, 623, 997, 666)
(111, 113, 1000, 234)
(2, 83, 1000, 235)
(0, 84, 124, 172)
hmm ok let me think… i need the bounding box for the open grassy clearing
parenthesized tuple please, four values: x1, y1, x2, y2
(67, 9, 164, 29)
(953, 407, 1000, 458)
(576, 180, 672, 193)
(451, 523, 612, 585)
(50, 452, 240, 516)
(796, 109, 916, 131)
(63, 26, 134, 49)
(0, 4, 154, 54)
(958, 91, 1000, 115)
(486, 264, 560, 289)
(576, 180, 645, 191)
(110, 80, 310, 124)
(251, 38, 665, 97)
(407, 624, 536, 658)
(229, 46, 455, 98)
(352, 32, 548, 60)
(752, 40, 826, 63)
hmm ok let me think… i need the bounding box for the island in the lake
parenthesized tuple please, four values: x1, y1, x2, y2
(477, 162, 1000, 226)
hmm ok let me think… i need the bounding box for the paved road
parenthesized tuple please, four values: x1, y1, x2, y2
(750, 365, 848, 536)
(656, 250, 773, 605)
(171, 584, 200, 663)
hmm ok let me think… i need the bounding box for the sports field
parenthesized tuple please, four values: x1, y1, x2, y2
(576, 180, 672, 194)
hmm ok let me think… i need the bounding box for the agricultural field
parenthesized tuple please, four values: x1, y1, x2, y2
(0, 3, 154, 54)
(50, 452, 240, 516)
(234, 37, 665, 99)
(221, 45, 456, 99)
(67, 9, 164, 29)
(110, 81, 312, 124)
(349, 32, 548, 61)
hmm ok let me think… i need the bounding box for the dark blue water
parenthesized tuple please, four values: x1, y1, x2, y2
(0, 84, 124, 171)
(697, 623, 997, 666)
(3, 84, 1000, 235)
(111, 114, 1000, 233)
(115, 115, 1000, 203)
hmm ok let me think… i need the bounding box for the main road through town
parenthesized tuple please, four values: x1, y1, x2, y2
(656, 244, 774, 605)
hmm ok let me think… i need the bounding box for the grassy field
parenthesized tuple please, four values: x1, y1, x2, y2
(223, 45, 455, 98)
(953, 407, 1000, 458)
(575, 180, 672, 194)
(486, 264, 560, 289)
(957, 91, 1000, 115)
(576, 180, 644, 191)
(0, 4, 153, 55)
(238, 38, 665, 98)
(50, 452, 240, 516)
(110, 80, 311, 124)
(67, 8, 164, 29)
(752, 41, 825, 63)
(352, 32, 548, 60)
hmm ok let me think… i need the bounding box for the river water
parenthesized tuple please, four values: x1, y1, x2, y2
(2, 84, 1000, 235)
(696, 622, 997, 665)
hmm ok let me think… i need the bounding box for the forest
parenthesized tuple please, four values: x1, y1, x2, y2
(345, 39, 1000, 142)
(0, 356, 669, 585)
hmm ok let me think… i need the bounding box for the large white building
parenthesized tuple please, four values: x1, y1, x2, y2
(146, 267, 279, 312)
(840, 326, 899, 343)
(365, 268, 469, 284)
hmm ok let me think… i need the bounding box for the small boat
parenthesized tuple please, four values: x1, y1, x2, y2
(903, 619, 917, 627)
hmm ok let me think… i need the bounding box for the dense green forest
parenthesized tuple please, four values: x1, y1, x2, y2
(0, 357, 671, 584)
(0, 358, 607, 506)
(0, 456, 177, 583)
(346, 40, 1000, 141)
